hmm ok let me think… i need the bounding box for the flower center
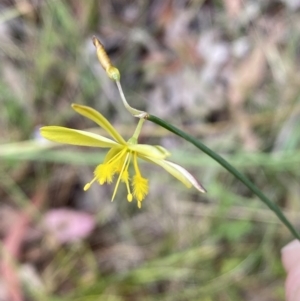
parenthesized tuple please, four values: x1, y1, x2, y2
(84, 147, 149, 208)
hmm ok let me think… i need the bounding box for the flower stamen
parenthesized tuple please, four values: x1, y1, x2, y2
(132, 153, 149, 208)
(84, 177, 97, 191)
(124, 161, 133, 202)
(111, 152, 130, 202)
(106, 148, 127, 165)
(115, 153, 133, 202)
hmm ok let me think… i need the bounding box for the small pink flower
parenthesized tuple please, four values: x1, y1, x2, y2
(42, 208, 95, 244)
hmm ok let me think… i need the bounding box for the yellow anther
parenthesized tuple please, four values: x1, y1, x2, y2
(127, 193, 133, 202)
(84, 183, 91, 191)
(83, 177, 97, 191)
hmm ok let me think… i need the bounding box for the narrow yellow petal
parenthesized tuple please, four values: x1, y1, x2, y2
(128, 144, 171, 159)
(40, 126, 118, 148)
(141, 156, 206, 193)
(72, 104, 126, 145)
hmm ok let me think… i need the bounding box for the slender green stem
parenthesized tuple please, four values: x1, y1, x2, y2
(116, 81, 147, 118)
(147, 114, 300, 240)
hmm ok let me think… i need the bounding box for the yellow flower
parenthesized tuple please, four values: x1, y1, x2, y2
(40, 104, 206, 208)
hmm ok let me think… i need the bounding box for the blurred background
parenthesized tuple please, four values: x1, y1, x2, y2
(1, 0, 300, 300)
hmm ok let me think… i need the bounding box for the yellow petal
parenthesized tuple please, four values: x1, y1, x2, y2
(129, 144, 171, 159)
(141, 156, 206, 193)
(72, 104, 126, 145)
(40, 126, 118, 148)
